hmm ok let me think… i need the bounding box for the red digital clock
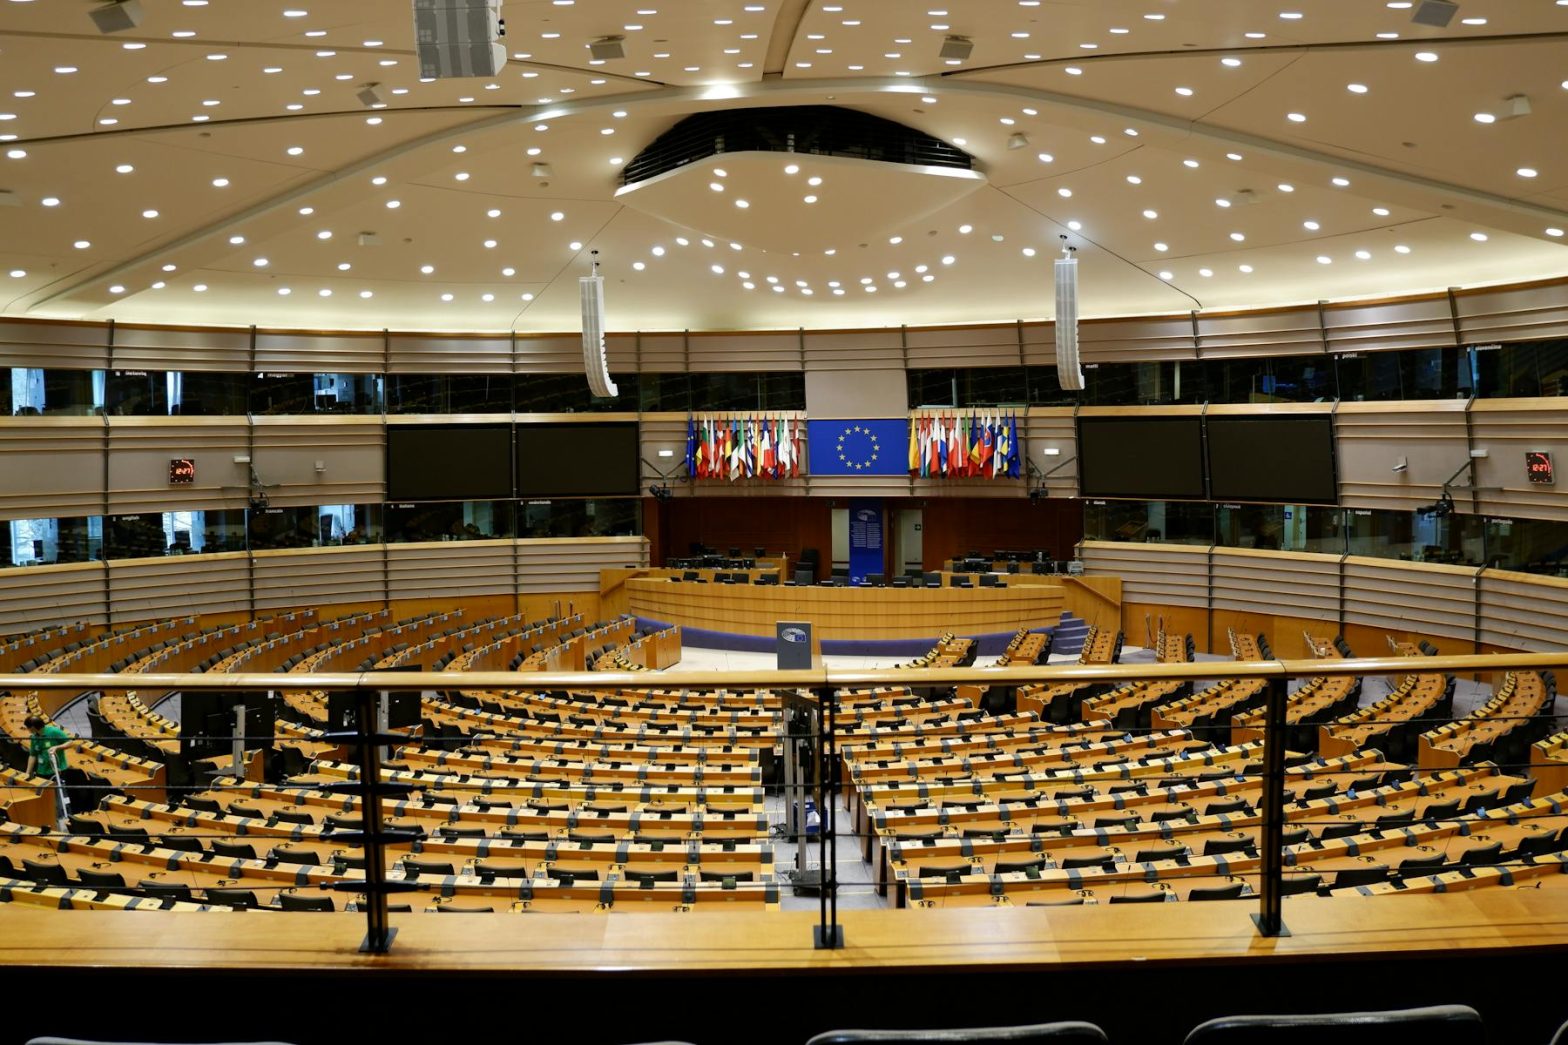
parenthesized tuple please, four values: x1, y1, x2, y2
(1526, 451, 1554, 486)
(169, 458, 196, 485)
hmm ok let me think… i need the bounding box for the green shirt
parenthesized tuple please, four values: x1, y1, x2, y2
(29, 724, 70, 775)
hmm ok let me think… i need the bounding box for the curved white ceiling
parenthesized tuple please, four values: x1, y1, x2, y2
(0, 0, 1565, 333)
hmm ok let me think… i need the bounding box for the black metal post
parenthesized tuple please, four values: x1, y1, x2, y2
(814, 684, 844, 949)
(354, 688, 395, 954)
(1252, 676, 1289, 938)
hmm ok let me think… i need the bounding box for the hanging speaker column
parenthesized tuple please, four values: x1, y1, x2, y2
(1054, 238, 1083, 391)
(580, 251, 618, 398)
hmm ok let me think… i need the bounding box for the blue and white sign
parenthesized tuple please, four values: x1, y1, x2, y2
(848, 498, 884, 585)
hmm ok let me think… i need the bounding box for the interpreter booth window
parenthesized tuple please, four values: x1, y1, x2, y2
(519, 499, 640, 539)
(6, 368, 103, 416)
(1024, 365, 1079, 406)
(1084, 500, 1215, 545)
(1078, 361, 1206, 406)
(687, 372, 800, 412)
(105, 513, 176, 559)
(104, 370, 250, 415)
(250, 372, 381, 414)
(1334, 348, 1470, 402)
(384, 500, 514, 544)
(1470, 339, 1568, 398)
(1217, 504, 1346, 553)
(515, 372, 638, 413)
(1344, 507, 1484, 565)
(638, 373, 694, 412)
(385, 374, 513, 414)
(1481, 516, 1568, 575)
(1204, 357, 1336, 404)
(910, 366, 1070, 408)
(6, 516, 100, 566)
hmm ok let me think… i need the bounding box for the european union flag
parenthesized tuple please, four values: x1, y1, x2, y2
(806, 419, 910, 476)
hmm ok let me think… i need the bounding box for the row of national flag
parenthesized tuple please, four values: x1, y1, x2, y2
(687, 414, 802, 480)
(908, 412, 1022, 479)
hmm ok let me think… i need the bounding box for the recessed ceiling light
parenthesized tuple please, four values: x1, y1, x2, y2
(1332, 177, 1350, 187)
(1159, 270, 1174, 280)
(1058, 187, 1073, 198)
(298, 207, 313, 216)
(287, 146, 304, 155)
(253, 257, 268, 267)
(5, 148, 25, 159)
(8, 269, 25, 278)
(141, 209, 158, 218)
(41, 196, 60, 207)
(1315, 256, 1332, 264)
(1303, 220, 1320, 230)
(803, 195, 818, 204)
(1355, 250, 1372, 260)
(1373, 207, 1391, 216)
(336, 262, 350, 271)
(114, 163, 133, 173)
(1277, 183, 1294, 193)
(1141, 209, 1158, 219)
(1414, 51, 1438, 62)
(1215, 198, 1232, 208)
(316, 230, 332, 239)
(1474, 112, 1496, 124)
(1347, 83, 1369, 94)
(441, 293, 454, 302)
(1517, 167, 1539, 178)
(386, 199, 401, 208)
(1229, 232, 1245, 242)
(1127, 175, 1142, 184)
(1199, 268, 1213, 277)
(1239, 265, 1253, 273)
(1174, 86, 1193, 96)
(211, 177, 229, 187)
(1545, 228, 1565, 238)
(420, 265, 435, 274)
(1037, 152, 1054, 163)
(1153, 242, 1168, 251)
(1470, 232, 1488, 241)
(807, 176, 823, 186)
(550, 211, 565, 221)
(1221, 57, 1242, 67)
(1183, 159, 1200, 168)
(1287, 112, 1307, 122)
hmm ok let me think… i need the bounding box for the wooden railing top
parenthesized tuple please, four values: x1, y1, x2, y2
(0, 651, 1560, 693)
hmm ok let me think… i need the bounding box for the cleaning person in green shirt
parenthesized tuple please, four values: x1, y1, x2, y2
(23, 715, 77, 825)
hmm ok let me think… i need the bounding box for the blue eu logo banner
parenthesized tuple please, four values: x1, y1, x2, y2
(806, 419, 909, 476)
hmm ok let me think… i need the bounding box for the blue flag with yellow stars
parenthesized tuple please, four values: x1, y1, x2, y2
(806, 419, 910, 476)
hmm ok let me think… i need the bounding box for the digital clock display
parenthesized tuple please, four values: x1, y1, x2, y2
(1526, 451, 1554, 486)
(168, 458, 196, 485)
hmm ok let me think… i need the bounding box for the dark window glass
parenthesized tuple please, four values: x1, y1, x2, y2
(640, 373, 693, 412)
(1083, 500, 1214, 545)
(105, 513, 172, 559)
(1079, 361, 1205, 406)
(1203, 356, 1337, 404)
(105, 370, 172, 415)
(518, 499, 640, 539)
(514, 373, 637, 413)
(383, 500, 515, 543)
(1471, 339, 1568, 399)
(1334, 348, 1465, 403)
(176, 371, 249, 415)
(959, 366, 1029, 407)
(908, 369, 958, 408)
(1216, 503, 1345, 553)
(1025, 365, 1078, 406)
(1481, 516, 1568, 574)
(251, 373, 381, 415)
(5, 516, 100, 566)
(387, 374, 513, 414)
(1344, 507, 1483, 565)
(689, 373, 758, 411)
(759, 372, 806, 410)
(5, 368, 101, 415)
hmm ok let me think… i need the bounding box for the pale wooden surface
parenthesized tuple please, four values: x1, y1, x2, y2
(0, 890, 1563, 972)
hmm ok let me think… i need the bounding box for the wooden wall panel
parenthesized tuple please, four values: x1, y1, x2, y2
(0, 562, 108, 635)
(1322, 295, 1457, 354)
(106, 553, 249, 623)
(1454, 278, 1568, 345)
(389, 334, 512, 374)
(1198, 307, 1321, 359)
(254, 331, 384, 373)
(1469, 400, 1568, 521)
(1123, 601, 1211, 652)
(252, 546, 385, 611)
(801, 330, 904, 371)
(658, 498, 831, 570)
(687, 331, 802, 371)
(637, 333, 688, 373)
(1478, 570, 1568, 652)
(1019, 321, 1055, 367)
(0, 319, 110, 370)
(1079, 540, 1210, 608)
(905, 324, 1022, 369)
(604, 333, 638, 373)
(1080, 314, 1196, 363)
(251, 417, 385, 508)
(111, 325, 250, 372)
(516, 537, 647, 593)
(388, 540, 515, 601)
(1210, 549, 1339, 621)
(917, 497, 1081, 569)
(1209, 609, 1334, 660)
(104, 418, 251, 514)
(1334, 401, 1470, 512)
(0, 419, 105, 520)
(1342, 556, 1477, 643)
(1024, 409, 1077, 497)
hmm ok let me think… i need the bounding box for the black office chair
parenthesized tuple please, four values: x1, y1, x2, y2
(806, 1023, 1108, 1044)
(277, 893, 336, 912)
(866, 573, 886, 587)
(1182, 1005, 1485, 1045)
(204, 888, 261, 909)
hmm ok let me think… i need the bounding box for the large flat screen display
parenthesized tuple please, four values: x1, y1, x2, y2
(386, 424, 513, 501)
(1077, 416, 1206, 500)
(1206, 415, 1337, 504)
(516, 422, 641, 497)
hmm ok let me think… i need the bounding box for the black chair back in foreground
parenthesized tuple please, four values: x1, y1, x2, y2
(1182, 1005, 1485, 1044)
(805, 1022, 1108, 1044)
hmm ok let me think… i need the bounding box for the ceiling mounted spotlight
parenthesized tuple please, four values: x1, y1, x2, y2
(939, 35, 974, 61)
(589, 35, 626, 61)
(1006, 132, 1030, 151)
(1410, 0, 1459, 27)
(531, 161, 554, 178)
(88, 0, 144, 34)
(356, 83, 389, 109)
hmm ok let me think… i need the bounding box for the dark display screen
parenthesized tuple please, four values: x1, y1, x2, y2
(1076, 416, 1206, 500)
(517, 422, 641, 497)
(1206, 415, 1337, 504)
(386, 424, 513, 501)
